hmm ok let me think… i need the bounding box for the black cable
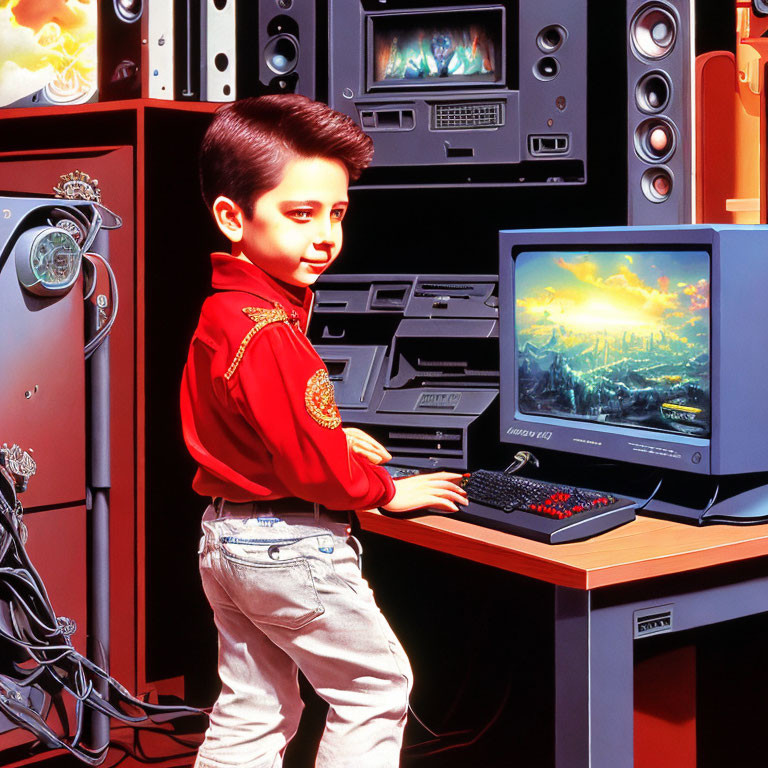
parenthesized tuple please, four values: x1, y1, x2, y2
(404, 681, 512, 758)
(0, 489, 205, 765)
(399, 580, 516, 759)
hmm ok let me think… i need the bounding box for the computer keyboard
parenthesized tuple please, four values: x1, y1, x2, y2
(456, 470, 636, 544)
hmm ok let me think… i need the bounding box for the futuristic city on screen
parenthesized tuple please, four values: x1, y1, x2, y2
(373, 18, 499, 83)
(515, 250, 711, 437)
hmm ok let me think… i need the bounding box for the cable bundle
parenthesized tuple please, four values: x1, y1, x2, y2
(0, 464, 201, 765)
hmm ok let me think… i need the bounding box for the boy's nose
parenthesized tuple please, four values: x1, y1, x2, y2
(313, 220, 337, 248)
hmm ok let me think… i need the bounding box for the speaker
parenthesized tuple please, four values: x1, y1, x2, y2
(201, 0, 236, 101)
(257, 0, 316, 97)
(627, 0, 695, 224)
(518, 1, 588, 178)
(148, 0, 174, 100)
(100, 0, 145, 100)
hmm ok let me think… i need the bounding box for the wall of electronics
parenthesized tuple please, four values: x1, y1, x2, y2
(0, 0, 744, 228)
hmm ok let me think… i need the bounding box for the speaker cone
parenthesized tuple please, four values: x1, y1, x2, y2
(634, 117, 676, 163)
(631, 4, 677, 60)
(537, 25, 567, 53)
(113, 0, 143, 23)
(641, 167, 673, 203)
(265, 35, 299, 75)
(533, 57, 559, 81)
(635, 71, 671, 113)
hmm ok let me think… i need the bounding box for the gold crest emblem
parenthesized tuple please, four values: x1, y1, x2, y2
(53, 170, 102, 202)
(305, 370, 342, 429)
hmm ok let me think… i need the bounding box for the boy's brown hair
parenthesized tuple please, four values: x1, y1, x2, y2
(199, 94, 374, 214)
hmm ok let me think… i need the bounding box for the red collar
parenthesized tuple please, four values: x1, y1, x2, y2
(210, 252, 314, 330)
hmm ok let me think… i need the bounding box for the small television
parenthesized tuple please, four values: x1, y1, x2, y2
(499, 225, 768, 480)
(328, 0, 587, 187)
(367, 8, 505, 91)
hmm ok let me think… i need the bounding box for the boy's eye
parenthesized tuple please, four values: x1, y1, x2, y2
(288, 209, 313, 221)
(331, 208, 346, 221)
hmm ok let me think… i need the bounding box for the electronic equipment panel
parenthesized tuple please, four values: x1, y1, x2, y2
(193, 0, 312, 101)
(0, 196, 117, 742)
(329, 0, 587, 187)
(309, 273, 500, 472)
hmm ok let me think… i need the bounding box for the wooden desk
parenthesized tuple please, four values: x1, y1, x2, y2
(356, 510, 768, 768)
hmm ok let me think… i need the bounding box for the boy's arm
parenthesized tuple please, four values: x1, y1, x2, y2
(227, 323, 395, 510)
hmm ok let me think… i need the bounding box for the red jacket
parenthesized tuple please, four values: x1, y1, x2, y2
(180, 253, 395, 510)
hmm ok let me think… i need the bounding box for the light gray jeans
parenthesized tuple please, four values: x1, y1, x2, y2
(195, 502, 413, 768)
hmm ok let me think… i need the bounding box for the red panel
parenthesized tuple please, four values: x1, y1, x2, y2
(635, 645, 697, 768)
(23, 505, 89, 652)
(0, 98, 218, 122)
(0, 147, 137, 691)
(696, 52, 738, 224)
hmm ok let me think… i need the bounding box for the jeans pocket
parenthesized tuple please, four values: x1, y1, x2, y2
(217, 540, 325, 630)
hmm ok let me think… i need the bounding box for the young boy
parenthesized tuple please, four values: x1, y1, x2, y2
(180, 95, 468, 768)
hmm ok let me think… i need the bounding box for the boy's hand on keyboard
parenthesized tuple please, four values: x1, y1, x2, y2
(383, 472, 469, 514)
(343, 427, 392, 465)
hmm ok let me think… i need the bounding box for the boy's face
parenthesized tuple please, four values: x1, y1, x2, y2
(235, 156, 349, 287)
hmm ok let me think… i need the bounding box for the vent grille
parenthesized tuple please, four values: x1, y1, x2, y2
(386, 427, 464, 457)
(433, 102, 503, 130)
(634, 606, 674, 638)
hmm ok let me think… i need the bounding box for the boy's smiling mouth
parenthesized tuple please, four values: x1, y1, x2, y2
(301, 256, 332, 267)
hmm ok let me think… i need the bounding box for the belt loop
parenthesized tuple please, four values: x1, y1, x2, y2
(313, 502, 320, 521)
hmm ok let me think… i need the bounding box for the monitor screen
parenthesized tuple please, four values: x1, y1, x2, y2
(0, 0, 98, 106)
(514, 249, 711, 438)
(368, 8, 504, 91)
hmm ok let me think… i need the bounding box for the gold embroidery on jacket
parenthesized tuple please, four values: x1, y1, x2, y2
(305, 369, 342, 429)
(224, 303, 290, 381)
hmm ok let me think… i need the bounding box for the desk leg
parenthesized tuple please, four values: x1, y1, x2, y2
(554, 587, 634, 768)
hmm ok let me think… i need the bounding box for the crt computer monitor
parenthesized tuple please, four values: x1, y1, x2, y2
(499, 225, 768, 477)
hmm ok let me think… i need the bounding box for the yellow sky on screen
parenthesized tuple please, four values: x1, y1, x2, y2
(0, 0, 96, 106)
(516, 251, 709, 348)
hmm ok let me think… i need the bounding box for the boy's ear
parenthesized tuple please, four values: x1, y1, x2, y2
(212, 196, 245, 243)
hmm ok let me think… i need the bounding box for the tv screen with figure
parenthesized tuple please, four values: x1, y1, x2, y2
(368, 8, 505, 90)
